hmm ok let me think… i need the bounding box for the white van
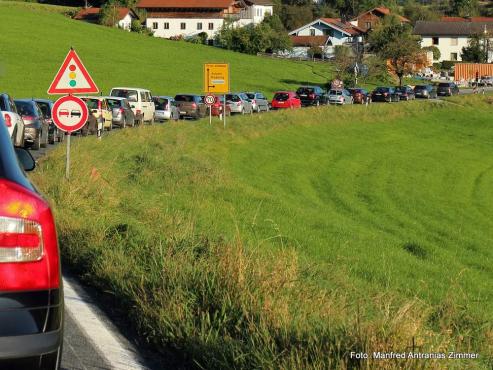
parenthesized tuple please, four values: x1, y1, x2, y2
(109, 87, 155, 124)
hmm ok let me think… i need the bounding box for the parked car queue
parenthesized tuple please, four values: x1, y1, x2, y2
(2, 82, 459, 150)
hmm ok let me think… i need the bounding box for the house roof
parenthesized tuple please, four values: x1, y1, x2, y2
(290, 36, 330, 47)
(137, 0, 234, 8)
(148, 11, 224, 18)
(352, 6, 409, 23)
(245, 0, 273, 5)
(414, 21, 493, 36)
(289, 18, 362, 37)
(74, 7, 135, 21)
(442, 16, 493, 22)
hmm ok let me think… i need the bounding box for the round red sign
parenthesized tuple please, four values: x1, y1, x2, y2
(52, 95, 89, 133)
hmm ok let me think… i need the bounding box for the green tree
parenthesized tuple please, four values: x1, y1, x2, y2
(451, 0, 478, 17)
(403, 0, 440, 22)
(422, 45, 441, 61)
(368, 15, 422, 86)
(99, 0, 121, 27)
(460, 33, 492, 62)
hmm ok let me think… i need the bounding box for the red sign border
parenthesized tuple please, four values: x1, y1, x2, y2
(204, 94, 216, 106)
(48, 49, 99, 95)
(52, 95, 89, 133)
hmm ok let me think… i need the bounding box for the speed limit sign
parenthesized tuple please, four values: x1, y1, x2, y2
(204, 94, 216, 106)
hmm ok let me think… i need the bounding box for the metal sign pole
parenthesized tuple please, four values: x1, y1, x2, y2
(65, 133, 71, 180)
(209, 104, 212, 126)
(223, 94, 226, 129)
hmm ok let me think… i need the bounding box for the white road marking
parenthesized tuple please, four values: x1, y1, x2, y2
(63, 276, 149, 370)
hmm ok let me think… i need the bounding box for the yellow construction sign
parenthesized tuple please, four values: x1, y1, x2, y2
(204, 63, 230, 94)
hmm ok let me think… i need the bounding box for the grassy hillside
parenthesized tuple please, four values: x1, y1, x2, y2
(32, 96, 493, 369)
(0, 1, 335, 99)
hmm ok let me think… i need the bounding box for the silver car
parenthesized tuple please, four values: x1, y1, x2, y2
(245, 92, 269, 113)
(153, 96, 180, 121)
(226, 93, 254, 114)
(328, 89, 353, 105)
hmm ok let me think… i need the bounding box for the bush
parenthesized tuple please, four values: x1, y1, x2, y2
(441, 60, 456, 71)
(307, 46, 323, 59)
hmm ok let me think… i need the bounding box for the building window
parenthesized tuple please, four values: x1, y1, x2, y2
(164, 22, 169, 29)
(450, 52, 458, 61)
(365, 21, 371, 29)
(208, 22, 214, 30)
(181, 22, 186, 30)
(450, 37, 458, 46)
(432, 37, 439, 45)
(197, 22, 202, 30)
(310, 28, 315, 36)
(152, 22, 158, 30)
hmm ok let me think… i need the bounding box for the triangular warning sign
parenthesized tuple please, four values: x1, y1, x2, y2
(48, 49, 99, 95)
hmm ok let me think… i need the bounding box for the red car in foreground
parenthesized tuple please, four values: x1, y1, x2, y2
(271, 91, 301, 109)
(0, 114, 63, 369)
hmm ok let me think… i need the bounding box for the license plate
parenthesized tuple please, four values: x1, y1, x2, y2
(180, 111, 186, 114)
(300, 94, 307, 97)
(375, 93, 381, 96)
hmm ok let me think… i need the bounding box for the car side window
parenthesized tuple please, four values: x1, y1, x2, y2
(9, 97, 17, 113)
(145, 92, 151, 102)
(140, 92, 146, 102)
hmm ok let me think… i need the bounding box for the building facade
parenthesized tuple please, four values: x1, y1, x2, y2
(414, 21, 493, 62)
(137, 0, 273, 40)
(350, 7, 409, 32)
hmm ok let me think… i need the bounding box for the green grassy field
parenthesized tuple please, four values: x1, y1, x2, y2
(0, 1, 338, 99)
(31, 95, 493, 369)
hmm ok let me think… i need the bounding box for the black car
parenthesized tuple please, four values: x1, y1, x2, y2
(436, 82, 459, 97)
(14, 99, 49, 150)
(0, 114, 64, 369)
(395, 86, 415, 101)
(371, 87, 399, 103)
(34, 99, 64, 144)
(296, 86, 328, 107)
(414, 85, 437, 99)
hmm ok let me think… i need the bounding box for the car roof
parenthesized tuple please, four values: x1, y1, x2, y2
(33, 98, 53, 103)
(111, 87, 150, 91)
(79, 96, 107, 100)
(154, 96, 174, 99)
(14, 99, 37, 103)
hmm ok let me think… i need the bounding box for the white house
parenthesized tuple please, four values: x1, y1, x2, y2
(136, 0, 273, 41)
(287, 18, 363, 59)
(414, 20, 493, 62)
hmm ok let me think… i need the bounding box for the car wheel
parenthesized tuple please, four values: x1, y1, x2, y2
(316, 100, 320, 107)
(40, 130, 48, 148)
(122, 117, 127, 129)
(241, 108, 245, 115)
(257, 106, 261, 113)
(108, 121, 113, 131)
(32, 132, 41, 150)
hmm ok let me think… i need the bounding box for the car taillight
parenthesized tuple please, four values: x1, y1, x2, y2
(136, 109, 141, 115)
(339, 96, 344, 101)
(191, 103, 197, 109)
(119, 108, 125, 114)
(383, 93, 388, 96)
(0, 179, 60, 291)
(237, 102, 241, 106)
(309, 94, 315, 99)
(4, 113, 12, 127)
(22, 115, 35, 121)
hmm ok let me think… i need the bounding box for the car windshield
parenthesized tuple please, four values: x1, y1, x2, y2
(107, 99, 122, 109)
(153, 98, 169, 110)
(438, 83, 451, 87)
(395, 87, 407, 92)
(111, 89, 138, 102)
(0, 98, 6, 111)
(14, 101, 36, 116)
(240, 93, 249, 100)
(37, 101, 52, 117)
(375, 87, 389, 92)
(350, 89, 363, 94)
(246, 93, 255, 99)
(82, 99, 99, 110)
(415, 85, 427, 90)
(175, 95, 195, 102)
(226, 94, 241, 102)
(274, 93, 289, 101)
(329, 90, 342, 95)
(297, 88, 314, 94)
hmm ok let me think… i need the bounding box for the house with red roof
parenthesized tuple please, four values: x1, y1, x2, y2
(74, 7, 138, 30)
(136, 0, 274, 41)
(287, 18, 364, 59)
(350, 6, 409, 32)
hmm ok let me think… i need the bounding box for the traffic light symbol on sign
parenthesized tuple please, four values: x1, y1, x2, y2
(69, 65, 77, 87)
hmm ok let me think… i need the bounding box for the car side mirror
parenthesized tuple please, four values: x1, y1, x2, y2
(15, 147, 36, 172)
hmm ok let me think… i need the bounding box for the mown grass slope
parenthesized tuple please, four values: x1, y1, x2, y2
(32, 96, 493, 369)
(0, 1, 335, 99)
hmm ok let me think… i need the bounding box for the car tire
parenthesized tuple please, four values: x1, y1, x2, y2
(257, 106, 261, 113)
(41, 130, 48, 148)
(122, 117, 127, 129)
(316, 100, 320, 107)
(241, 108, 245, 115)
(108, 121, 113, 131)
(33, 132, 41, 150)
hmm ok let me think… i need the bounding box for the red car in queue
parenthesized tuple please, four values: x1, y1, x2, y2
(210, 96, 231, 117)
(271, 91, 301, 110)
